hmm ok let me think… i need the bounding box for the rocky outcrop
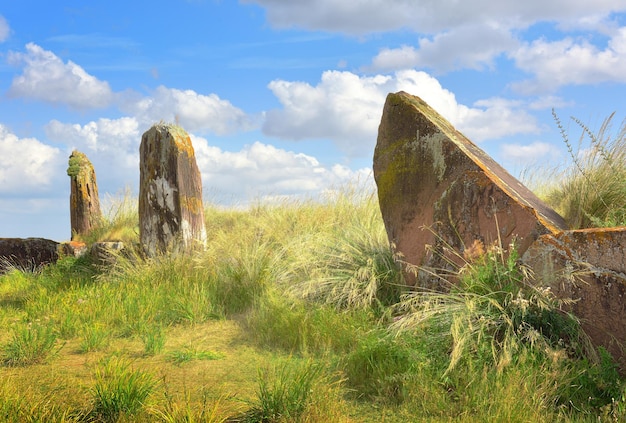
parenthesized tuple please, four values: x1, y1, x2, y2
(0, 238, 59, 272)
(522, 228, 626, 370)
(373, 91, 626, 373)
(139, 123, 207, 257)
(373, 91, 567, 288)
(67, 150, 102, 240)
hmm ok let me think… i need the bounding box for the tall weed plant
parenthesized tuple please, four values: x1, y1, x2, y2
(547, 111, 626, 228)
(392, 241, 586, 374)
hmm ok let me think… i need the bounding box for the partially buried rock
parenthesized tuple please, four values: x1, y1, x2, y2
(0, 238, 59, 272)
(139, 123, 207, 257)
(373, 92, 567, 288)
(90, 241, 125, 266)
(67, 150, 102, 240)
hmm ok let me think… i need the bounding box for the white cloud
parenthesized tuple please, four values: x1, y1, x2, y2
(0, 15, 10, 42)
(0, 125, 63, 193)
(43, 116, 371, 206)
(121, 86, 256, 135)
(46, 117, 140, 155)
(500, 141, 560, 162)
(190, 135, 371, 203)
(511, 27, 626, 93)
(7, 43, 113, 109)
(243, 0, 626, 34)
(370, 25, 518, 72)
(45, 117, 141, 187)
(263, 69, 539, 156)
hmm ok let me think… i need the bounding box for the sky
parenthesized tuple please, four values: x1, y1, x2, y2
(1, 1, 626, 241)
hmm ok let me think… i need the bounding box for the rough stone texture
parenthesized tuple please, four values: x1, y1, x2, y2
(90, 241, 125, 266)
(0, 238, 59, 272)
(68, 150, 102, 240)
(373, 91, 567, 287)
(139, 123, 207, 256)
(60, 240, 88, 257)
(522, 227, 626, 371)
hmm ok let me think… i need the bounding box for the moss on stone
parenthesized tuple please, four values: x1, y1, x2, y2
(67, 151, 89, 178)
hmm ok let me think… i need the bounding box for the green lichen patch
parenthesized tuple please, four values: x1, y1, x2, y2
(67, 151, 90, 178)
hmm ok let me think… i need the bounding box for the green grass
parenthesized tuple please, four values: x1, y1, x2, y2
(0, 177, 624, 421)
(88, 357, 157, 422)
(544, 111, 626, 228)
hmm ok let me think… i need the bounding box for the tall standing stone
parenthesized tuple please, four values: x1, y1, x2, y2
(67, 150, 102, 240)
(139, 123, 207, 256)
(373, 92, 567, 288)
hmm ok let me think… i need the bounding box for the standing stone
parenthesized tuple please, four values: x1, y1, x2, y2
(373, 92, 567, 288)
(139, 123, 207, 256)
(67, 150, 102, 240)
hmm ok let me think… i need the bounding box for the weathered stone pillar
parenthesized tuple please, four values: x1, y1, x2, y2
(139, 123, 207, 256)
(67, 150, 102, 240)
(373, 92, 567, 288)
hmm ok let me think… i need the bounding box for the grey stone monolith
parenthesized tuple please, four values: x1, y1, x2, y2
(139, 123, 207, 256)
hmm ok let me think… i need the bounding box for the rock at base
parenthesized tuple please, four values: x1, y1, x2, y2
(522, 227, 626, 371)
(0, 238, 59, 272)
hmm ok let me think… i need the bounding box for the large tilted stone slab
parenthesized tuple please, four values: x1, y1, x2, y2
(522, 227, 626, 370)
(373, 91, 567, 287)
(67, 150, 102, 240)
(139, 123, 207, 256)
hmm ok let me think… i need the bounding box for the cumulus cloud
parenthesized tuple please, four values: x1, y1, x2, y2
(46, 117, 140, 155)
(263, 69, 539, 156)
(45, 117, 142, 189)
(43, 115, 370, 206)
(510, 27, 626, 93)
(191, 135, 372, 203)
(500, 141, 561, 163)
(370, 25, 518, 72)
(0, 15, 9, 42)
(243, 0, 625, 34)
(0, 125, 63, 194)
(121, 86, 256, 135)
(7, 43, 113, 109)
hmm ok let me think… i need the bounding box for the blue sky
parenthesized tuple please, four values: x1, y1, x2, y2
(1, 0, 626, 241)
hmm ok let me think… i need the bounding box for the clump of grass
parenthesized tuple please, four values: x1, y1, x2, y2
(342, 330, 422, 404)
(76, 188, 139, 244)
(88, 357, 157, 422)
(238, 360, 345, 423)
(244, 291, 371, 354)
(286, 217, 405, 314)
(139, 324, 166, 356)
(392, 241, 586, 373)
(166, 345, 224, 366)
(79, 323, 110, 353)
(547, 111, 626, 228)
(155, 387, 228, 423)
(2, 323, 61, 366)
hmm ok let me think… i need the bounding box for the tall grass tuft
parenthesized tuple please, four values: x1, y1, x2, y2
(286, 210, 405, 313)
(2, 323, 61, 366)
(391, 241, 587, 373)
(238, 360, 345, 423)
(88, 357, 157, 422)
(547, 111, 626, 228)
(77, 188, 139, 244)
(342, 330, 422, 404)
